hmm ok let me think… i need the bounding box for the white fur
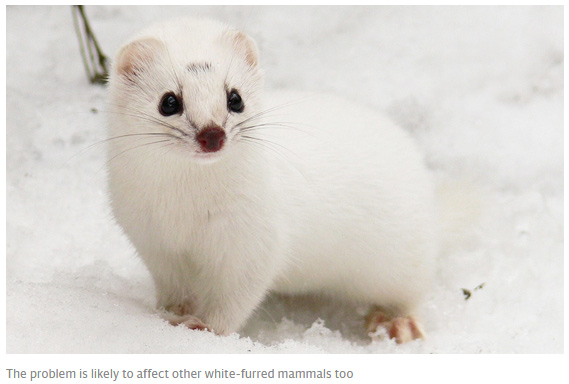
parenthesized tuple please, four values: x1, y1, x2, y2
(107, 18, 438, 335)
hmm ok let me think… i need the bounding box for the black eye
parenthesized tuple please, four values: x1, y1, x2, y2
(227, 90, 244, 113)
(159, 93, 181, 116)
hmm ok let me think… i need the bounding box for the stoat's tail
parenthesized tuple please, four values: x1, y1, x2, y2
(435, 176, 482, 253)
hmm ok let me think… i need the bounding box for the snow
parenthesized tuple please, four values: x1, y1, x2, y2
(5, 5, 564, 356)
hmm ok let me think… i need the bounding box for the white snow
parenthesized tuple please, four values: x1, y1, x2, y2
(5, 5, 564, 357)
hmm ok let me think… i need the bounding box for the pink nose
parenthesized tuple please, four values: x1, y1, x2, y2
(196, 127, 226, 152)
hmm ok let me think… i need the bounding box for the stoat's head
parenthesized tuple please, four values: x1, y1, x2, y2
(108, 18, 263, 163)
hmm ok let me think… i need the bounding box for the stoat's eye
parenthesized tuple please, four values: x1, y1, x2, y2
(227, 89, 244, 113)
(159, 93, 181, 116)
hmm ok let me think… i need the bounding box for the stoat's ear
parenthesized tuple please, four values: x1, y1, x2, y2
(228, 30, 259, 68)
(114, 38, 164, 80)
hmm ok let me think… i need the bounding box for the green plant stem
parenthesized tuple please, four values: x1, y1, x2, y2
(72, 5, 109, 85)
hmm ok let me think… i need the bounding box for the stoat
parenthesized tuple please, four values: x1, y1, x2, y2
(107, 17, 437, 343)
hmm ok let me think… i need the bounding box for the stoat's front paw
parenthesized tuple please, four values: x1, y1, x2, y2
(160, 303, 212, 332)
(173, 315, 211, 332)
(366, 310, 425, 344)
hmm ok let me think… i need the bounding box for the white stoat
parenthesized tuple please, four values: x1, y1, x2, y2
(107, 17, 437, 343)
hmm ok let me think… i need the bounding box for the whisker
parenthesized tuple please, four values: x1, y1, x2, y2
(94, 138, 175, 176)
(223, 46, 237, 87)
(238, 135, 286, 161)
(163, 42, 183, 93)
(233, 95, 320, 130)
(104, 106, 174, 127)
(239, 134, 296, 157)
(239, 122, 315, 137)
(100, 101, 180, 129)
(107, 139, 173, 166)
(68, 132, 179, 164)
(238, 135, 307, 180)
(256, 304, 278, 328)
(103, 108, 189, 138)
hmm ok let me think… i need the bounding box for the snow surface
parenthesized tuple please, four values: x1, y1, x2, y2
(6, 5, 564, 353)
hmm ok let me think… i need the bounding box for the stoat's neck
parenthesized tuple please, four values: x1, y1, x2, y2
(160, 141, 272, 211)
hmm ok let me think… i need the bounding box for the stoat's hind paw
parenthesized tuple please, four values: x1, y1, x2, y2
(366, 310, 425, 344)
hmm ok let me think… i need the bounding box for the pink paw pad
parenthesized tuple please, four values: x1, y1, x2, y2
(366, 311, 425, 344)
